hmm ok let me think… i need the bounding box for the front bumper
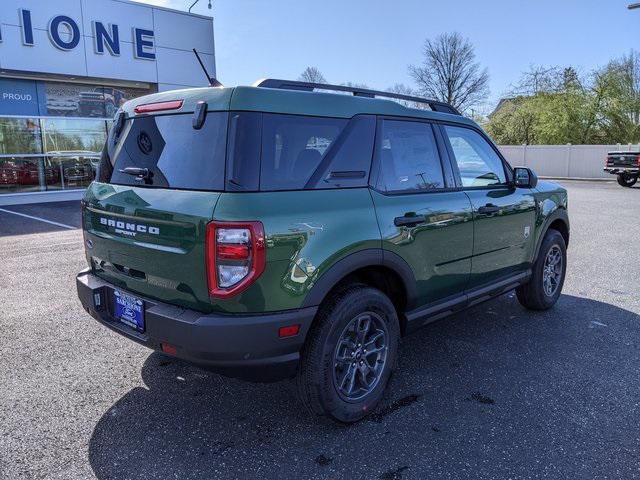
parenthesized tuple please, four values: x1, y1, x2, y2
(76, 269, 317, 382)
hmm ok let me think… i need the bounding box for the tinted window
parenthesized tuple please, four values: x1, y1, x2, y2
(305, 115, 375, 189)
(226, 112, 261, 191)
(376, 120, 444, 193)
(107, 112, 228, 191)
(260, 114, 347, 191)
(444, 126, 506, 187)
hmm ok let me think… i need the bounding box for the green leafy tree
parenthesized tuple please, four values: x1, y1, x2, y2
(488, 65, 606, 144)
(595, 52, 640, 143)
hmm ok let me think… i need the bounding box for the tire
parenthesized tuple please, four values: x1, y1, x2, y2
(617, 173, 638, 187)
(296, 285, 400, 423)
(516, 229, 567, 311)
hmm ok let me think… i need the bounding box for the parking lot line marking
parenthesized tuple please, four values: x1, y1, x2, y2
(0, 208, 76, 230)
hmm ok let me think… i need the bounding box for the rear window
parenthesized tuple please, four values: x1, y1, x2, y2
(101, 112, 228, 191)
(98, 110, 375, 192)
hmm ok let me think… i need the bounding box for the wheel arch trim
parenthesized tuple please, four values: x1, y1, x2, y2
(301, 249, 418, 310)
(534, 208, 569, 261)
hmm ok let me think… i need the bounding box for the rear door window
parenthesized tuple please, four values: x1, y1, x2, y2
(375, 119, 445, 193)
(105, 112, 228, 191)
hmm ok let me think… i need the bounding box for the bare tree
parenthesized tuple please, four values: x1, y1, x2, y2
(386, 83, 427, 109)
(341, 81, 370, 89)
(298, 67, 327, 84)
(510, 65, 581, 96)
(409, 32, 489, 112)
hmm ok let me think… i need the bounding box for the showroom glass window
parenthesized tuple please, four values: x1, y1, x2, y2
(0, 118, 44, 194)
(41, 118, 108, 191)
(0, 77, 152, 195)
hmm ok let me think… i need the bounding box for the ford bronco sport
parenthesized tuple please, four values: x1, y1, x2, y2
(77, 80, 569, 423)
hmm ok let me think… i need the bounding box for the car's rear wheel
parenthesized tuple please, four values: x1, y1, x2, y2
(516, 229, 567, 310)
(296, 285, 399, 423)
(617, 173, 638, 187)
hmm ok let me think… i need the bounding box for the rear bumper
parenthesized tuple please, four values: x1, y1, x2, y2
(604, 167, 640, 174)
(76, 269, 317, 382)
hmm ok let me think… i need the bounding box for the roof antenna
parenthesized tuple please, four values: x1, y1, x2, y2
(193, 48, 222, 87)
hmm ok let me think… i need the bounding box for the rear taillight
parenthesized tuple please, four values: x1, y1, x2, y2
(636, 155, 640, 167)
(205, 221, 266, 298)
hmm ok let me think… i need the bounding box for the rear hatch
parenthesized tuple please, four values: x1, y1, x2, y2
(82, 89, 232, 312)
(606, 152, 640, 169)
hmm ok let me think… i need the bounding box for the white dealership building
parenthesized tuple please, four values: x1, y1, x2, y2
(0, 0, 215, 205)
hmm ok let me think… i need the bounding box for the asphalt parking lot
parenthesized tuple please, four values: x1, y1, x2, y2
(1, 181, 639, 480)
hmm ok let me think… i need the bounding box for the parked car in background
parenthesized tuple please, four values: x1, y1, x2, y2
(0, 157, 59, 190)
(77, 80, 570, 423)
(46, 151, 99, 188)
(605, 151, 640, 187)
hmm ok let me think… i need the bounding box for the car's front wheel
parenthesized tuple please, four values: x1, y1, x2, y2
(516, 229, 567, 310)
(617, 173, 638, 187)
(296, 285, 400, 423)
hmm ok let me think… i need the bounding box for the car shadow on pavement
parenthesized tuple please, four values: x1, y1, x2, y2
(88, 294, 640, 480)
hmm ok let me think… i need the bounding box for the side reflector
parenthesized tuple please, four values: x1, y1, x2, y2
(278, 325, 301, 338)
(161, 343, 178, 355)
(134, 100, 184, 114)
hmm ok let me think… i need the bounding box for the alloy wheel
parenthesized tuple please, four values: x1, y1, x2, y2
(542, 245, 563, 297)
(332, 312, 389, 401)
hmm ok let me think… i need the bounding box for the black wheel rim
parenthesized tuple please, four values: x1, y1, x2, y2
(332, 311, 389, 402)
(543, 245, 563, 297)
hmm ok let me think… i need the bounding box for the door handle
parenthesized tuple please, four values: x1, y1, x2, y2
(394, 215, 427, 227)
(478, 204, 500, 215)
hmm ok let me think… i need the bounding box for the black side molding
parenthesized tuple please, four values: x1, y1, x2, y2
(404, 270, 532, 333)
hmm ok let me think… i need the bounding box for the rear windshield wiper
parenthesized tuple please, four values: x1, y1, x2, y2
(120, 167, 154, 184)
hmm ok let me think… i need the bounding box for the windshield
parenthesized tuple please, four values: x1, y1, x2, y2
(99, 112, 228, 191)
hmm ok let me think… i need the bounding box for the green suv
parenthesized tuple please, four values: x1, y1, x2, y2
(77, 80, 569, 423)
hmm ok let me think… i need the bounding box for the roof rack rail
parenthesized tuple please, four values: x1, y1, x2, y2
(253, 78, 461, 115)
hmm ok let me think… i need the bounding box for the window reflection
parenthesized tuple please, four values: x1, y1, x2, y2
(0, 117, 105, 194)
(0, 157, 59, 193)
(44, 82, 151, 118)
(0, 82, 150, 195)
(46, 153, 100, 190)
(0, 118, 42, 154)
(42, 118, 107, 154)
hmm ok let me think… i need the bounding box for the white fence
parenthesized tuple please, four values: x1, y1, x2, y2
(498, 145, 640, 179)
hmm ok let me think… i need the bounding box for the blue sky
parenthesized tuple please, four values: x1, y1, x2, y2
(141, 0, 638, 110)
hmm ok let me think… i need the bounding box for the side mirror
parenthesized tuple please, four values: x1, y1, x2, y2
(513, 167, 538, 188)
